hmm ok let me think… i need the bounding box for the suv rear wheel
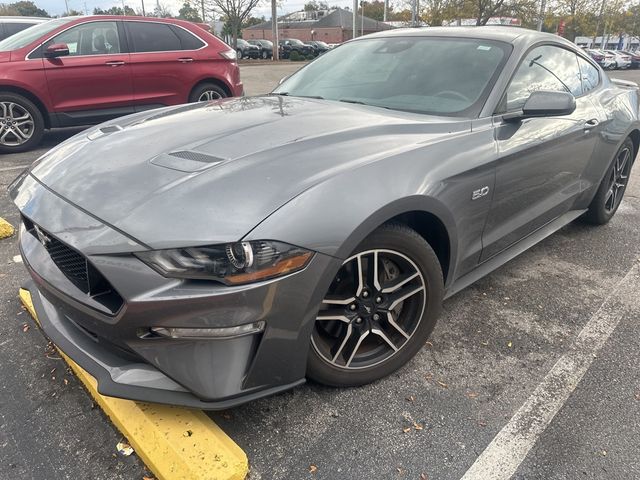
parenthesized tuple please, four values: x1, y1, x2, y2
(0, 93, 44, 154)
(189, 83, 228, 103)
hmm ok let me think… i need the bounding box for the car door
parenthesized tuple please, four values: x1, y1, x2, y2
(124, 20, 205, 108)
(41, 20, 134, 120)
(481, 44, 602, 261)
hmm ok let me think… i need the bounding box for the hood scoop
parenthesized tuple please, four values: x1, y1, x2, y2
(150, 150, 225, 173)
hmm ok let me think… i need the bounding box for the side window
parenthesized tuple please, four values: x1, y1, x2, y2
(46, 22, 120, 56)
(170, 25, 205, 50)
(578, 56, 600, 93)
(500, 45, 582, 112)
(4, 23, 33, 37)
(127, 22, 181, 53)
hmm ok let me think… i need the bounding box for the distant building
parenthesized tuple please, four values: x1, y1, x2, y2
(242, 7, 393, 44)
(444, 17, 522, 26)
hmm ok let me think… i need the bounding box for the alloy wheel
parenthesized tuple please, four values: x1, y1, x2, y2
(604, 145, 632, 213)
(311, 249, 426, 370)
(198, 90, 223, 102)
(0, 102, 34, 147)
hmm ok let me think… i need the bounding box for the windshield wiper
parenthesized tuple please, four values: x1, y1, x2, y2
(270, 92, 324, 99)
(339, 98, 365, 104)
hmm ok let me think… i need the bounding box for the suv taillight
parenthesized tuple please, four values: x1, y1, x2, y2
(220, 49, 237, 60)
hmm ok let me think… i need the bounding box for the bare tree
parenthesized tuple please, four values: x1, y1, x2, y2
(207, 0, 262, 48)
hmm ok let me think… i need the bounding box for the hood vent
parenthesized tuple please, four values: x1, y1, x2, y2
(150, 150, 225, 172)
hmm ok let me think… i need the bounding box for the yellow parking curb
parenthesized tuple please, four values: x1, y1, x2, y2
(19, 288, 248, 480)
(0, 217, 14, 239)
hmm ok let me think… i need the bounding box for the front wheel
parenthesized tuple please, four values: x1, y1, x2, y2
(583, 137, 634, 225)
(307, 223, 444, 387)
(262, 50, 268, 59)
(0, 93, 44, 154)
(236, 49, 243, 60)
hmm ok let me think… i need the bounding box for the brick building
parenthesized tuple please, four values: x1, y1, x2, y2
(242, 8, 392, 44)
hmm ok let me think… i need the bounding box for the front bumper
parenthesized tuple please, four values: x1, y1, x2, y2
(12, 174, 341, 409)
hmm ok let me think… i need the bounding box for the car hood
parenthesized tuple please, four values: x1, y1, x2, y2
(29, 96, 470, 250)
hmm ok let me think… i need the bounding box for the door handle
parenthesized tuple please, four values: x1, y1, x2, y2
(105, 60, 125, 67)
(178, 57, 194, 63)
(584, 118, 600, 129)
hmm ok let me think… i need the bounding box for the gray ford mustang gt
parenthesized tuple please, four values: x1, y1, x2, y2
(10, 26, 639, 409)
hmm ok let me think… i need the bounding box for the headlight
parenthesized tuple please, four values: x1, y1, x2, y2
(135, 241, 313, 285)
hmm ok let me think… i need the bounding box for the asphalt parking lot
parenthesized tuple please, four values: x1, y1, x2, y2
(1, 65, 640, 480)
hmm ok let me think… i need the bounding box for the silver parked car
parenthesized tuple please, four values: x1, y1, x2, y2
(10, 27, 639, 408)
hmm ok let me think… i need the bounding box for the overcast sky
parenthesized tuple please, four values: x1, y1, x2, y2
(35, 0, 357, 19)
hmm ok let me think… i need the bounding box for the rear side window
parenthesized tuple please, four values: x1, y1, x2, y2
(170, 25, 205, 50)
(500, 45, 583, 112)
(4, 23, 35, 38)
(578, 56, 600, 93)
(127, 22, 181, 52)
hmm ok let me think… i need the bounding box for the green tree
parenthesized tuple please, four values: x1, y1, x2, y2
(178, 1, 202, 21)
(304, 0, 329, 11)
(93, 6, 137, 15)
(358, 0, 387, 21)
(2, 0, 49, 16)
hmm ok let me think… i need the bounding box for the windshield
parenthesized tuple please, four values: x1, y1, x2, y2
(0, 18, 69, 52)
(274, 36, 510, 117)
(315, 41, 329, 47)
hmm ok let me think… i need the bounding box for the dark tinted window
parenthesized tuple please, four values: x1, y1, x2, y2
(578, 56, 600, 93)
(3, 22, 35, 38)
(128, 22, 181, 52)
(170, 25, 205, 50)
(501, 45, 582, 112)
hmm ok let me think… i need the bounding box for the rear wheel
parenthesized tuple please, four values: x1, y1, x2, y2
(262, 50, 268, 59)
(236, 49, 243, 60)
(189, 83, 228, 103)
(583, 137, 634, 225)
(0, 93, 44, 154)
(307, 223, 444, 386)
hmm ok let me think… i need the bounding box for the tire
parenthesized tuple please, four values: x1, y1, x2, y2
(236, 49, 242, 60)
(188, 83, 228, 103)
(262, 50, 268, 59)
(0, 92, 44, 154)
(583, 137, 634, 225)
(307, 222, 444, 387)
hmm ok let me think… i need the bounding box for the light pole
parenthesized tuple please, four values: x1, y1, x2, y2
(271, 0, 279, 60)
(360, 1, 365, 36)
(353, 0, 357, 39)
(63, 0, 69, 14)
(536, 0, 546, 31)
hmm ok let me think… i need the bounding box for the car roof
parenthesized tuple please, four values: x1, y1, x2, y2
(366, 26, 577, 48)
(0, 16, 49, 23)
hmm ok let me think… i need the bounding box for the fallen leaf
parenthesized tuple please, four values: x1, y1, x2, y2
(63, 378, 69, 386)
(143, 477, 156, 480)
(402, 426, 411, 433)
(507, 341, 513, 348)
(183, 430, 193, 437)
(601, 450, 607, 456)
(405, 395, 415, 402)
(22, 324, 29, 332)
(116, 442, 134, 456)
(413, 422, 424, 431)
(481, 341, 489, 346)
(424, 341, 433, 348)
(420, 474, 429, 480)
(436, 380, 448, 389)
(634, 391, 640, 401)
(396, 466, 402, 473)
(308, 464, 318, 474)
(466, 391, 479, 399)
(424, 372, 433, 381)
(477, 420, 487, 427)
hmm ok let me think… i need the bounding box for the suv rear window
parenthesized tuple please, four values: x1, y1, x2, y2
(170, 25, 205, 50)
(127, 21, 188, 53)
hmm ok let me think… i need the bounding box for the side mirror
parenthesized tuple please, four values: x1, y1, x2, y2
(44, 43, 70, 58)
(505, 90, 576, 121)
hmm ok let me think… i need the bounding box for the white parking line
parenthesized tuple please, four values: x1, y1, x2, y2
(0, 165, 30, 172)
(460, 257, 640, 480)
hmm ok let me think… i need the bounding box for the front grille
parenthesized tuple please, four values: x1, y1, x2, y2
(23, 217, 124, 314)
(45, 235, 90, 292)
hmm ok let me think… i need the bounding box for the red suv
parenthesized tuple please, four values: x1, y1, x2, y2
(0, 16, 243, 153)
